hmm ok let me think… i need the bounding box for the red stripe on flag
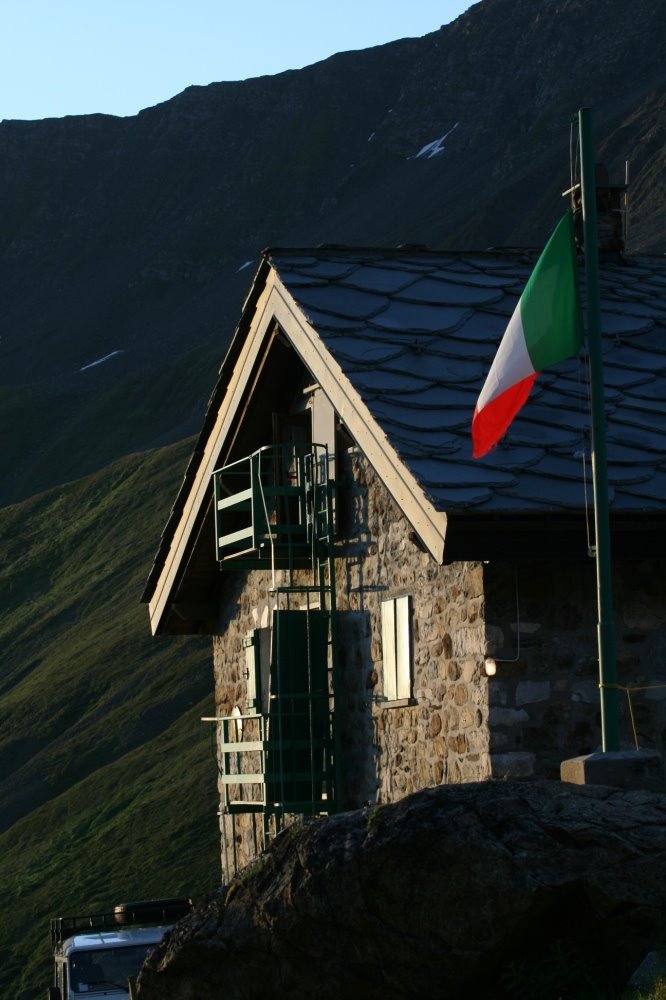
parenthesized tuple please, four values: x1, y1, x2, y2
(471, 372, 538, 458)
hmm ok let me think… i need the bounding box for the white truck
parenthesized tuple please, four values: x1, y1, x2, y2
(48, 898, 191, 999)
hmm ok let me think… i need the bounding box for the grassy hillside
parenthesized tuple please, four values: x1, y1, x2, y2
(0, 439, 220, 1000)
(1, 337, 225, 508)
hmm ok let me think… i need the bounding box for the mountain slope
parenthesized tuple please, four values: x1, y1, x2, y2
(1, 0, 664, 507)
(0, 441, 219, 999)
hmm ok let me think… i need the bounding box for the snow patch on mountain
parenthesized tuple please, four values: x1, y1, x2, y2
(412, 122, 460, 160)
(79, 350, 124, 372)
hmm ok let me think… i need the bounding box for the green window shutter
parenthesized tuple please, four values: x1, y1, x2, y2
(266, 609, 331, 812)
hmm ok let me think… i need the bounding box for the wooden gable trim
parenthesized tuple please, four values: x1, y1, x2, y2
(148, 270, 281, 634)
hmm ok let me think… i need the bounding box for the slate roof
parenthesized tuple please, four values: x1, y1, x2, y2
(143, 243, 666, 631)
(269, 247, 666, 514)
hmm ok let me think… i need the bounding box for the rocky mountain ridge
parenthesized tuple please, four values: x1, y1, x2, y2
(1, 0, 664, 507)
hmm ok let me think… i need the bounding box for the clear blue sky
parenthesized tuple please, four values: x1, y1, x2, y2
(1, 0, 472, 121)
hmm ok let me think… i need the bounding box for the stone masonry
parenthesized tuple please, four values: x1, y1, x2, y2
(210, 445, 666, 875)
(211, 446, 491, 874)
(334, 448, 490, 805)
(484, 557, 666, 779)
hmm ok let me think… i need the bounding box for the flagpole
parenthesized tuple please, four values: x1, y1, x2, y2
(578, 106, 620, 752)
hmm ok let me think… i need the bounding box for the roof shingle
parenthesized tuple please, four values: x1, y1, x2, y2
(269, 246, 666, 515)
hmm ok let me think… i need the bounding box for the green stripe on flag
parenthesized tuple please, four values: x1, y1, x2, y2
(521, 212, 583, 372)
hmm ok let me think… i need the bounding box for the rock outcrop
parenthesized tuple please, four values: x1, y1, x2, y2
(136, 780, 666, 998)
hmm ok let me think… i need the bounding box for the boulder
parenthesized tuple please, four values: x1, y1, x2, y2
(136, 780, 666, 999)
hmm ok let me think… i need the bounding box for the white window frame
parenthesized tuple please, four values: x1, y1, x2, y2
(381, 595, 412, 703)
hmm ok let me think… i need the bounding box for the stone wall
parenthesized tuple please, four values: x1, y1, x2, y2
(212, 571, 274, 878)
(209, 444, 666, 877)
(484, 558, 666, 779)
(334, 449, 490, 805)
(210, 446, 491, 873)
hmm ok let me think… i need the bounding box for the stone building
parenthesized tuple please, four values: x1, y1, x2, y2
(143, 246, 666, 877)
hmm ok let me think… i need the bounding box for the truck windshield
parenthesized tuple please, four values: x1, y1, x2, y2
(69, 945, 154, 993)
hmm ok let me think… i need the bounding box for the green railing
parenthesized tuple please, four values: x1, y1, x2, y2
(213, 443, 333, 570)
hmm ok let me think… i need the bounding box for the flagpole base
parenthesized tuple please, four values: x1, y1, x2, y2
(560, 750, 664, 792)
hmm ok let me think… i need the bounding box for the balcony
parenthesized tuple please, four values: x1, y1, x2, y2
(213, 443, 332, 571)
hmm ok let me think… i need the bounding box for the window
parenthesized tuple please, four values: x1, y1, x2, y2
(381, 595, 412, 702)
(243, 627, 271, 715)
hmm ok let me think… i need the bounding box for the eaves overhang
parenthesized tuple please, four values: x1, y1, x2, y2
(443, 510, 666, 563)
(144, 260, 279, 634)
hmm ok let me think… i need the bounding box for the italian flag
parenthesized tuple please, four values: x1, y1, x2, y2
(472, 213, 583, 458)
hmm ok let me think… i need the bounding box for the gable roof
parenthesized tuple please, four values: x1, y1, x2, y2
(272, 246, 666, 509)
(143, 245, 666, 634)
